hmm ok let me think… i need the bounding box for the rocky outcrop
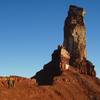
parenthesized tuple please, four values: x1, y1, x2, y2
(33, 5, 96, 86)
(33, 45, 70, 85)
(52, 45, 70, 71)
(63, 5, 96, 77)
(0, 76, 36, 88)
(63, 5, 86, 66)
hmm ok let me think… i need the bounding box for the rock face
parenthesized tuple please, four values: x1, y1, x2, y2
(33, 45, 70, 85)
(63, 5, 96, 77)
(63, 5, 86, 66)
(52, 45, 70, 71)
(33, 5, 96, 85)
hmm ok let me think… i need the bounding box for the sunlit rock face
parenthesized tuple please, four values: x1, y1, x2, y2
(33, 45, 70, 85)
(33, 5, 96, 85)
(63, 5, 86, 66)
(58, 45, 70, 71)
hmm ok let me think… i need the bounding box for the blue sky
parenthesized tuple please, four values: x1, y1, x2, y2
(0, 0, 100, 78)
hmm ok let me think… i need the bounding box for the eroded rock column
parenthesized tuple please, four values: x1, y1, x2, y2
(63, 5, 86, 66)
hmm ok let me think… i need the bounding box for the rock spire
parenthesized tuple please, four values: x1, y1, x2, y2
(63, 5, 86, 66)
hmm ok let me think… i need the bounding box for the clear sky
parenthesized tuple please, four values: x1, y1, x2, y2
(0, 0, 100, 78)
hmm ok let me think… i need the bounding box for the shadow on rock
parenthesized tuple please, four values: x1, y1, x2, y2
(32, 61, 61, 85)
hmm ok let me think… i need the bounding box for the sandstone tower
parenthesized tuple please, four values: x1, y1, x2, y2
(63, 5, 86, 66)
(33, 5, 96, 85)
